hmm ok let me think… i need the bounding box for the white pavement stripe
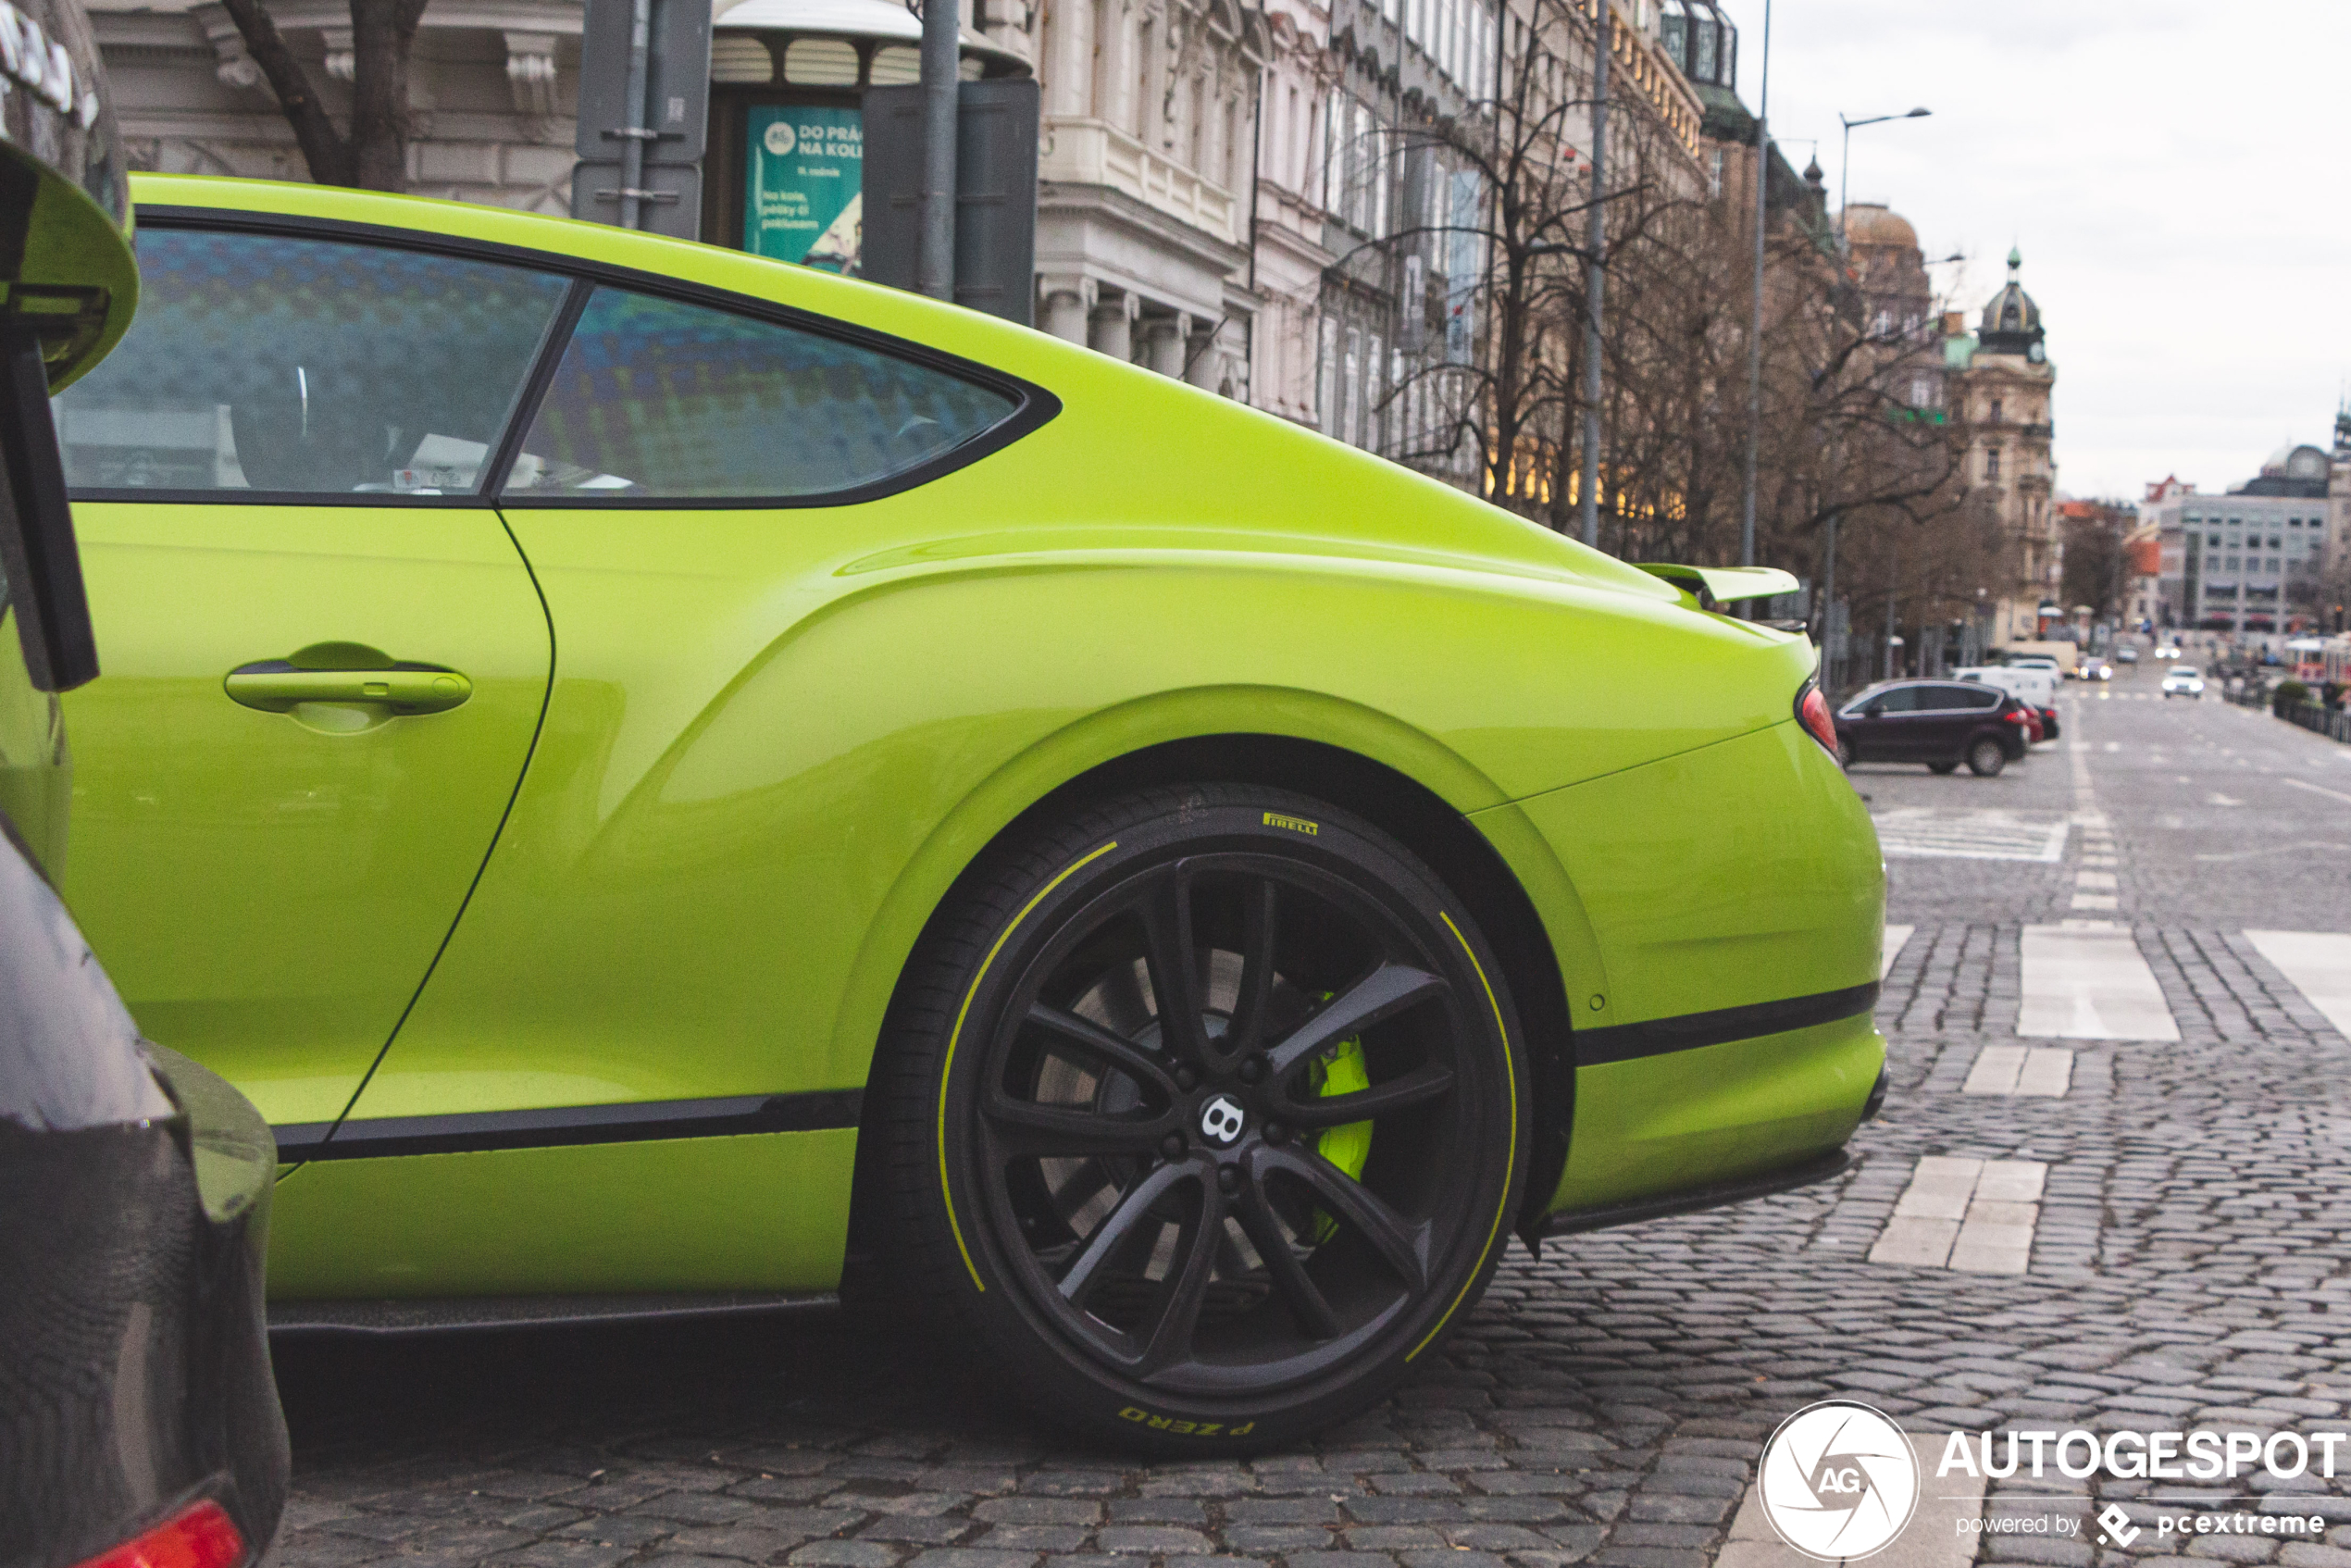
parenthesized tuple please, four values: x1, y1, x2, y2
(1882, 924, 1914, 980)
(1719, 1434, 1984, 1568)
(2245, 930, 2351, 1038)
(1869, 1157, 2045, 1274)
(1961, 1045, 2072, 1097)
(1871, 809, 2070, 862)
(2020, 924, 2181, 1040)
(2284, 777, 2351, 807)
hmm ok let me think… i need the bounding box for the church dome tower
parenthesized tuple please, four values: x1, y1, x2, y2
(1977, 246, 2046, 362)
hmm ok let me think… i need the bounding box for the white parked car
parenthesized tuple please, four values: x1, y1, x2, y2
(2162, 666, 2206, 697)
(1954, 666, 2060, 740)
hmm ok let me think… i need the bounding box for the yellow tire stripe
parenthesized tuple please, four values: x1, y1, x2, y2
(1406, 910, 1519, 1362)
(938, 840, 1121, 1291)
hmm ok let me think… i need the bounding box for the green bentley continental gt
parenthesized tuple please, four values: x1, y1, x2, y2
(52, 174, 1885, 1449)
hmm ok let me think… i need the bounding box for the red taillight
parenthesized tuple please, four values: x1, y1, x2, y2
(1797, 680, 1838, 755)
(74, 1501, 247, 1568)
(2005, 710, 2033, 725)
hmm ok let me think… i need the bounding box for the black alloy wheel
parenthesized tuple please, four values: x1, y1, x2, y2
(1967, 736, 2008, 777)
(867, 786, 1526, 1451)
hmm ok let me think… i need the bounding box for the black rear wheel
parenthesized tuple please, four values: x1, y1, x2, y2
(1967, 737, 2008, 777)
(865, 786, 1527, 1451)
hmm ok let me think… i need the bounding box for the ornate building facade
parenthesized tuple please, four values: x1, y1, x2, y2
(1946, 249, 2059, 644)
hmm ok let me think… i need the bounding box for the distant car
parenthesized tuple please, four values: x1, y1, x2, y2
(2163, 666, 2207, 697)
(2156, 645, 2182, 660)
(2116, 646, 2139, 665)
(1834, 680, 2036, 777)
(1951, 666, 2059, 741)
(2083, 659, 2113, 682)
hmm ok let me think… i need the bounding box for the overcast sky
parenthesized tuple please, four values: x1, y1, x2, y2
(1709, 0, 2351, 504)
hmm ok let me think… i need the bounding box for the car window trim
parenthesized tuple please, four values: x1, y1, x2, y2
(70, 205, 1064, 511)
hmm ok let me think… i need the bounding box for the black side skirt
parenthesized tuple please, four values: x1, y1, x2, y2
(274, 1089, 863, 1163)
(1535, 1148, 1857, 1242)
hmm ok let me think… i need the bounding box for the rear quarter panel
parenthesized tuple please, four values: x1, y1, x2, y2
(1488, 721, 1885, 1212)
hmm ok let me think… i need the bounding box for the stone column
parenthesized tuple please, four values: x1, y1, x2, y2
(1039, 275, 1096, 346)
(1088, 291, 1138, 362)
(1185, 318, 1224, 391)
(1141, 312, 1191, 379)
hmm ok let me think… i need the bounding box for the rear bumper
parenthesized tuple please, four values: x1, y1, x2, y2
(0, 1073, 286, 1568)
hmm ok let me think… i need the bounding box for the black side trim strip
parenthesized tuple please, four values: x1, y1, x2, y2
(273, 1089, 862, 1163)
(1538, 1149, 1857, 1239)
(1574, 981, 1879, 1066)
(267, 1290, 840, 1336)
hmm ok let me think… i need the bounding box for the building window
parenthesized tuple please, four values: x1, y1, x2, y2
(1985, 448, 2001, 482)
(1707, 146, 1723, 198)
(1987, 398, 2002, 424)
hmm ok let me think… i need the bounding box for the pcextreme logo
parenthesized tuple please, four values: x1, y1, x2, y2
(1758, 1400, 1922, 1562)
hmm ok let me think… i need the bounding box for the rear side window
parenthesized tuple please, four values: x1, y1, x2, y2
(1868, 688, 1920, 714)
(500, 286, 1016, 502)
(1954, 686, 2003, 710)
(56, 228, 570, 496)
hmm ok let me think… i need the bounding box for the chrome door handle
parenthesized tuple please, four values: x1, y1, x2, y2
(224, 661, 473, 716)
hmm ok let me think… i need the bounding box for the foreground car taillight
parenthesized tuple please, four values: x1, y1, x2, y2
(1796, 678, 1838, 756)
(2005, 709, 2034, 725)
(74, 1500, 247, 1568)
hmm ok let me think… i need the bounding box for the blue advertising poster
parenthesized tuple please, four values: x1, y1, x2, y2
(744, 105, 863, 272)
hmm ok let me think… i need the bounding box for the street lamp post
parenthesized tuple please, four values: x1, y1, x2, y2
(1836, 106, 1930, 246)
(1736, 0, 1771, 575)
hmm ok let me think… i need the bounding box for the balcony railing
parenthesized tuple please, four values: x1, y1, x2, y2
(1041, 118, 1242, 247)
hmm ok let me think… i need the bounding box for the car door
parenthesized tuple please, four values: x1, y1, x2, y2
(1909, 684, 1985, 758)
(280, 277, 1032, 1295)
(1849, 685, 1922, 760)
(52, 222, 567, 1130)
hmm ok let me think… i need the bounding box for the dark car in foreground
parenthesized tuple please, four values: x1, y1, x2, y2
(1834, 679, 2035, 777)
(0, 0, 289, 1559)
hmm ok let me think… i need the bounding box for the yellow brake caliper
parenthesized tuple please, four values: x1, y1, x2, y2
(1308, 1036, 1374, 1243)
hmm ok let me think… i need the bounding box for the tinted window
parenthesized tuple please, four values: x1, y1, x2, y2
(503, 287, 1016, 501)
(1867, 688, 1920, 714)
(56, 229, 569, 496)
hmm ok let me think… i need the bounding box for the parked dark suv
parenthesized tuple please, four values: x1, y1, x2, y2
(1833, 679, 2035, 777)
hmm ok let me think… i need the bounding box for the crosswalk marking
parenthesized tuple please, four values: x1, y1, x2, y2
(1869, 1157, 2045, 1274)
(2245, 930, 2351, 1037)
(1962, 1045, 2072, 1096)
(2020, 923, 2181, 1039)
(1881, 923, 1914, 979)
(1872, 809, 2069, 862)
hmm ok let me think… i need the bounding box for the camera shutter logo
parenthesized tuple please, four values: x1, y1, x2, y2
(1758, 1400, 1920, 1561)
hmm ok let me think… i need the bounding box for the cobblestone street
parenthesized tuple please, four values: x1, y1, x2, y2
(264, 669, 2351, 1568)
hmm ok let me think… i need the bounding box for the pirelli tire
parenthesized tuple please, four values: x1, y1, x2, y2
(866, 784, 1530, 1453)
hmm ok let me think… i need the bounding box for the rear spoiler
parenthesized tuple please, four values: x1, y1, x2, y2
(1634, 564, 1801, 615)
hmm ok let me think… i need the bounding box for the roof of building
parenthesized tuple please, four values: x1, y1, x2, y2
(1841, 203, 1916, 250)
(1977, 245, 2045, 358)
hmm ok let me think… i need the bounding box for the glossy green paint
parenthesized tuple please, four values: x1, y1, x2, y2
(266, 1129, 854, 1296)
(1549, 1012, 1882, 1213)
(1498, 721, 1884, 1029)
(0, 609, 69, 871)
(64, 174, 1886, 1295)
(60, 503, 550, 1125)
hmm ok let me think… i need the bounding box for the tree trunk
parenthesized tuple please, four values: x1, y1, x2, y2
(349, 0, 430, 190)
(215, 0, 429, 191)
(216, 0, 354, 185)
